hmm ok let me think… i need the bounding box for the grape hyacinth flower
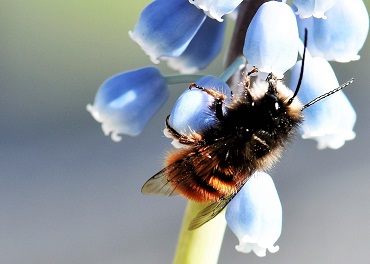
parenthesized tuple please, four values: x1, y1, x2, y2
(129, 0, 207, 63)
(226, 172, 282, 257)
(129, 0, 226, 72)
(243, 1, 299, 78)
(167, 75, 231, 138)
(290, 57, 356, 149)
(88, 0, 368, 263)
(296, 0, 369, 62)
(87, 67, 169, 142)
(163, 17, 226, 73)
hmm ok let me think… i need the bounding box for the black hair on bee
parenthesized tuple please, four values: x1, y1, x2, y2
(141, 29, 353, 230)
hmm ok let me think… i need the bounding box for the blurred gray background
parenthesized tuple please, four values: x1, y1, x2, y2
(1, 1, 370, 263)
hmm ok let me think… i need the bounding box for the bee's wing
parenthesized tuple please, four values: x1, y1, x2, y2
(143, 171, 237, 230)
(143, 163, 233, 229)
(188, 175, 249, 230)
(142, 147, 210, 197)
(141, 164, 181, 196)
(188, 194, 235, 230)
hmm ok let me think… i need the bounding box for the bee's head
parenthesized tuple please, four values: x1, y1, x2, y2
(251, 74, 303, 124)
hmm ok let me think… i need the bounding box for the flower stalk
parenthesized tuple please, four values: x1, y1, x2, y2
(173, 201, 227, 264)
(164, 75, 205, 85)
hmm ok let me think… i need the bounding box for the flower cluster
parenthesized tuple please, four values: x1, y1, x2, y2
(87, 0, 368, 258)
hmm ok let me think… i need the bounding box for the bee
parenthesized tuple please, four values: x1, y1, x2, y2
(142, 40, 353, 230)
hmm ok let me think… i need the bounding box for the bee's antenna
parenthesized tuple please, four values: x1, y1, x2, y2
(287, 28, 308, 105)
(302, 78, 354, 110)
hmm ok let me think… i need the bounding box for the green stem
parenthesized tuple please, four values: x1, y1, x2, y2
(218, 56, 246, 82)
(164, 56, 245, 87)
(173, 201, 227, 264)
(164, 74, 205, 85)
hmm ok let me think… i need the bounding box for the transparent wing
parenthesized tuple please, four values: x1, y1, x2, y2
(141, 145, 218, 198)
(188, 175, 249, 230)
(188, 194, 235, 230)
(141, 164, 183, 196)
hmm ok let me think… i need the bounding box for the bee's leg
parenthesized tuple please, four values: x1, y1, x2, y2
(247, 66, 258, 76)
(242, 67, 258, 102)
(189, 83, 227, 101)
(165, 115, 201, 145)
(189, 83, 226, 121)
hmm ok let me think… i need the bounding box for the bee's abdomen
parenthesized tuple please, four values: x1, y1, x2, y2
(207, 169, 239, 195)
(165, 149, 246, 203)
(175, 169, 240, 203)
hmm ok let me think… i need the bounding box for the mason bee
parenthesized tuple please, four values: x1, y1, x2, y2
(141, 49, 353, 230)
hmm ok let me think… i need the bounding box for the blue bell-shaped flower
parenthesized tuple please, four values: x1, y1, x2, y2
(129, 0, 206, 63)
(168, 76, 231, 133)
(297, 0, 369, 63)
(226, 172, 282, 257)
(164, 17, 226, 73)
(243, 1, 299, 77)
(290, 57, 356, 149)
(166, 75, 231, 147)
(87, 67, 169, 142)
